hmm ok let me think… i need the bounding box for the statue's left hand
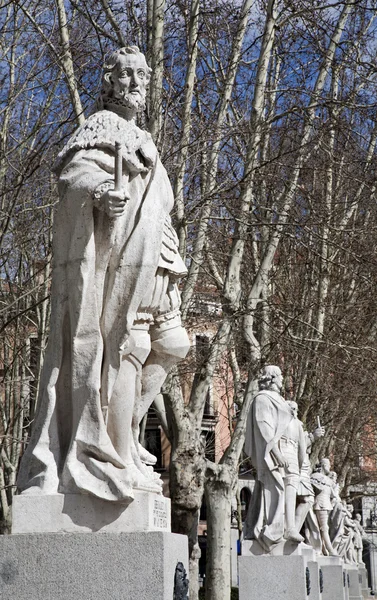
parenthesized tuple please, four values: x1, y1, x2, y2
(313, 426, 325, 440)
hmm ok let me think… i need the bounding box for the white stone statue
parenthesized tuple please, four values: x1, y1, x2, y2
(295, 421, 325, 553)
(353, 513, 365, 564)
(17, 46, 190, 502)
(281, 401, 307, 542)
(311, 458, 338, 556)
(328, 471, 345, 552)
(244, 365, 295, 550)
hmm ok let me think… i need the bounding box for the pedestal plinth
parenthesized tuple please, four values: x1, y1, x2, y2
(317, 556, 348, 600)
(12, 491, 170, 534)
(344, 564, 363, 600)
(238, 555, 312, 600)
(6, 492, 188, 600)
(0, 530, 187, 600)
(358, 565, 370, 599)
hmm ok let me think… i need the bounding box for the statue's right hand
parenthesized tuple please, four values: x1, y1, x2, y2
(271, 448, 289, 469)
(103, 188, 130, 218)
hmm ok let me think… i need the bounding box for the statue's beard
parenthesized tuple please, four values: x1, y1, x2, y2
(111, 89, 146, 112)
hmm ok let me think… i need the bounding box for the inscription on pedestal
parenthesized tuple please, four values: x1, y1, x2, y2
(153, 498, 168, 529)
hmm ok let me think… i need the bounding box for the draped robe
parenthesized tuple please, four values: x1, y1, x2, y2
(244, 389, 293, 548)
(18, 110, 177, 501)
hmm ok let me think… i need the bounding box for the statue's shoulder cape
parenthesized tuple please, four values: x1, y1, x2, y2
(53, 110, 156, 176)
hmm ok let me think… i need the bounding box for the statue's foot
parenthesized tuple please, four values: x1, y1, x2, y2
(123, 463, 162, 493)
(131, 443, 161, 482)
(138, 443, 157, 465)
(285, 529, 304, 543)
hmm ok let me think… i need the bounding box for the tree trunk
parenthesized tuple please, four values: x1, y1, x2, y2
(204, 462, 236, 600)
(169, 428, 206, 600)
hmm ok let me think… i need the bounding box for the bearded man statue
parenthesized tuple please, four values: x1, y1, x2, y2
(18, 47, 190, 503)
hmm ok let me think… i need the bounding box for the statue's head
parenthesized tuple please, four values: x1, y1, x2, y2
(355, 513, 362, 522)
(287, 400, 298, 418)
(320, 457, 331, 475)
(329, 470, 337, 482)
(97, 46, 152, 113)
(258, 365, 283, 392)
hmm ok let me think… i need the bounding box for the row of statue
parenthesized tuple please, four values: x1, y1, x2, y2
(244, 365, 365, 564)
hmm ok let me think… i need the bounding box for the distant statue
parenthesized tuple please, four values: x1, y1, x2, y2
(281, 401, 307, 542)
(330, 501, 358, 564)
(328, 471, 345, 553)
(295, 420, 325, 553)
(353, 514, 365, 564)
(18, 46, 190, 502)
(244, 365, 295, 550)
(311, 458, 338, 556)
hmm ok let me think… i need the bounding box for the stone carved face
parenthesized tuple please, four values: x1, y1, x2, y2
(321, 459, 331, 475)
(105, 52, 149, 112)
(330, 471, 337, 483)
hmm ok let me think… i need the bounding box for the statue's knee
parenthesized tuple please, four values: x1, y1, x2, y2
(150, 326, 190, 359)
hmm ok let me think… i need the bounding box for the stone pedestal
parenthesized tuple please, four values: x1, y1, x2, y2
(318, 556, 348, 600)
(344, 565, 363, 600)
(230, 527, 239, 587)
(358, 565, 370, 599)
(239, 555, 311, 600)
(0, 531, 187, 600)
(307, 559, 323, 600)
(7, 491, 188, 600)
(12, 491, 170, 534)
(242, 538, 315, 557)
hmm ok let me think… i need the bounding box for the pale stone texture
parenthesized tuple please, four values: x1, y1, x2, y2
(12, 491, 170, 534)
(244, 366, 299, 550)
(318, 556, 348, 600)
(307, 560, 322, 600)
(358, 566, 370, 598)
(242, 538, 314, 557)
(239, 555, 308, 600)
(0, 531, 187, 600)
(311, 458, 338, 556)
(230, 526, 239, 587)
(240, 540, 323, 599)
(344, 564, 363, 600)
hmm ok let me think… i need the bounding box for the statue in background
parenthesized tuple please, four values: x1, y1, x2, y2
(18, 46, 190, 502)
(328, 478, 359, 564)
(311, 458, 338, 556)
(353, 513, 365, 564)
(295, 419, 325, 553)
(329, 471, 345, 553)
(281, 401, 307, 542)
(244, 365, 294, 550)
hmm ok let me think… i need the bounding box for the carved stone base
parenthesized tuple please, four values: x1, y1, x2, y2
(238, 555, 319, 600)
(242, 538, 315, 557)
(12, 491, 170, 534)
(344, 564, 363, 600)
(358, 565, 370, 598)
(0, 531, 188, 600)
(317, 556, 348, 600)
